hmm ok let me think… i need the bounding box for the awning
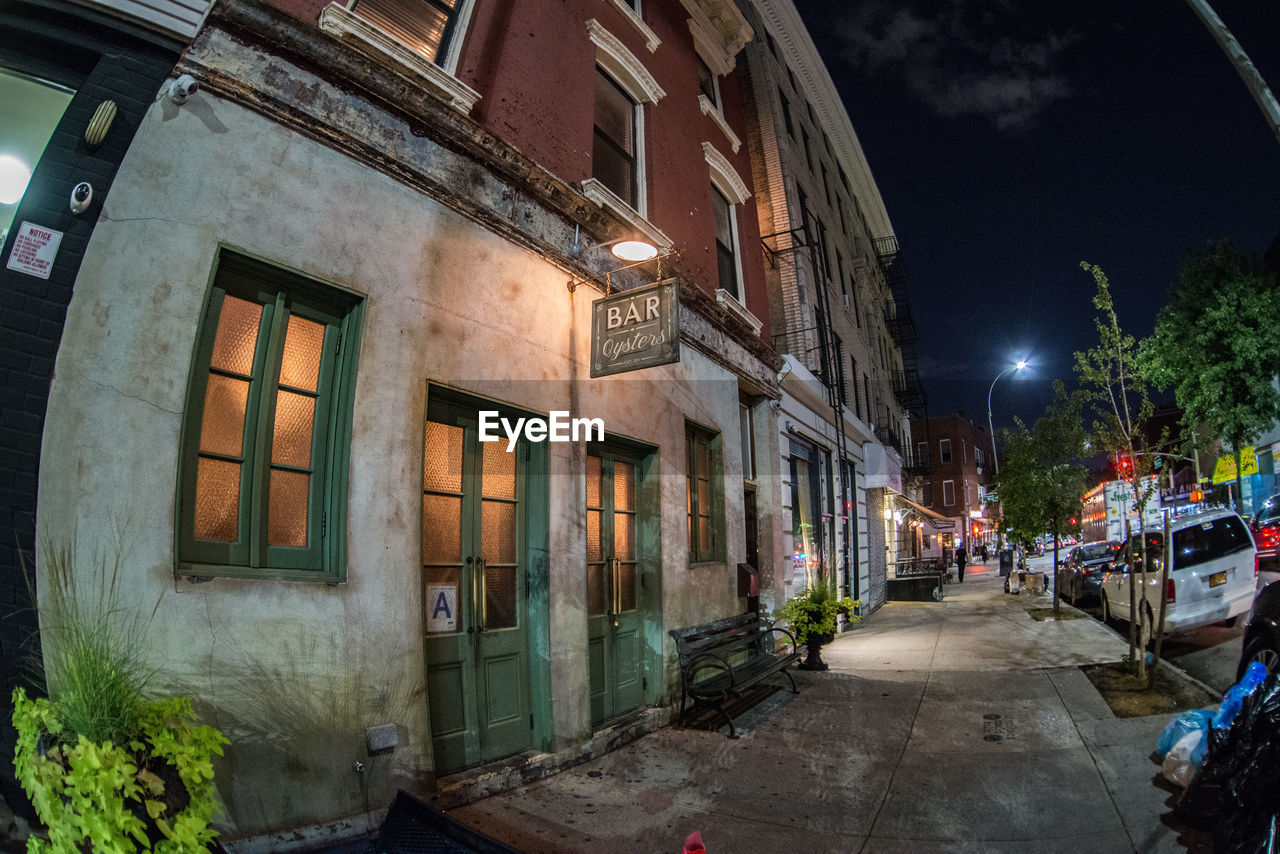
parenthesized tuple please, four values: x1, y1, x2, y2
(895, 495, 956, 530)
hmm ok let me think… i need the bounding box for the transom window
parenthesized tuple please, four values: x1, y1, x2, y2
(177, 251, 363, 580)
(593, 68, 639, 208)
(350, 0, 464, 65)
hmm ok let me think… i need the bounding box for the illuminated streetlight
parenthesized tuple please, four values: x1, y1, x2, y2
(987, 358, 1028, 476)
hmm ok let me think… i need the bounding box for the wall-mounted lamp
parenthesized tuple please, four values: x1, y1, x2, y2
(567, 225, 674, 294)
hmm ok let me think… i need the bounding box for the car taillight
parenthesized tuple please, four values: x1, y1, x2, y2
(1258, 525, 1280, 549)
(1165, 579, 1176, 603)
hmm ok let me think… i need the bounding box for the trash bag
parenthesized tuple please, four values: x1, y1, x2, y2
(1156, 708, 1214, 760)
(1161, 730, 1204, 788)
(1212, 661, 1269, 730)
(1178, 672, 1280, 851)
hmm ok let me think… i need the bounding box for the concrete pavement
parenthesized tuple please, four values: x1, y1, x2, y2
(449, 558, 1215, 853)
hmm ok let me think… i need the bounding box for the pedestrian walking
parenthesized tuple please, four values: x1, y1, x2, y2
(955, 545, 968, 582)
(979, 543, 989, 562)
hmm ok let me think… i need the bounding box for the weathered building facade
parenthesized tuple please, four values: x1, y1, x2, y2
(8, 0, 789, 841)
(911, 413, 996, 555)
(738, 0, 926, 614)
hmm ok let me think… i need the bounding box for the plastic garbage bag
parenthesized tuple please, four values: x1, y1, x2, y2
(1162, 730, 1203, 788)
(1156, 708, 1214, 760)
(1178, 672, 1280, 853)
(1212, 660, 1269, 730)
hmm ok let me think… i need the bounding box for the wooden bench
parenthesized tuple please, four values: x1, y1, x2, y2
(669, 612, 801, 738)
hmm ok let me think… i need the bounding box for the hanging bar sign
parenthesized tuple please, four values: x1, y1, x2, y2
(590, 280, 680, 377)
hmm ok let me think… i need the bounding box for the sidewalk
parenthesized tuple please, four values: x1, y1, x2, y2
(448, 560, 1213, 853)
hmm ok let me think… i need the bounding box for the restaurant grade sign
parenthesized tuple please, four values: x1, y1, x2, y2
(590, 280, 680, 378)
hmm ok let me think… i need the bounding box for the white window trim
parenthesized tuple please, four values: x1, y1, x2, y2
(939, 438, 952, 464)
(702, 141, 749, 203)
(319, 3, 481, 115)
(716, 289, 762, 335)
(604, 0, 661, 52)
(943, 479, 955, 507)
(586, 19, 665, 104)
(579, 178, 672, 250)
(698, 94, 741, 153)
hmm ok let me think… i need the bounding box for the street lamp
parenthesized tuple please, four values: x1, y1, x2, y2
(986, 359, 1028, 476)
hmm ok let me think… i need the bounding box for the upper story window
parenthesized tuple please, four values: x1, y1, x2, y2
(942, 479, 955, 507)
(711, 186, 739, 298)
(939, 438, 952, 464)
(350, 0, 465, 66)
(687, 423, 724, 563)
(779, 88, 794, 138)
(697, 56, 718, 110)
(594, 69, 639, 208)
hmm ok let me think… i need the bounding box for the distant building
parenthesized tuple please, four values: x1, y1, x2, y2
(911, 414, 994, 554)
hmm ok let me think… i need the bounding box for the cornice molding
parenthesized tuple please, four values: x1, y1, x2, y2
(602, 0, 660, 52)
(681, 0, 753, 75)
(702, 141, 749, 204)
(698, 94, 741, 153)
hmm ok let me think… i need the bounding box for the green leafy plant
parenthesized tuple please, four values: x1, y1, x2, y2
(12, 539, 228, 852)
(778, 577, 859, 645)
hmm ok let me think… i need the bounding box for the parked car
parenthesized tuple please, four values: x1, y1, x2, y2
(1250, 495, 1280, 586)
(1238, 579, 1280, 679)
(1055, 540, 1121, 604)
(1098, 508, 1257, 635)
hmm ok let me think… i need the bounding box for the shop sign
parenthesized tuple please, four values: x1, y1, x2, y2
(5, 221, 63, 280)
(425, 584, 458, 633)
(590, 280, 679, 378)
(1212, 447, 1258, 484)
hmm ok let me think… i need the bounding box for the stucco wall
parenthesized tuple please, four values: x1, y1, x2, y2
(37, 88, 750, 835)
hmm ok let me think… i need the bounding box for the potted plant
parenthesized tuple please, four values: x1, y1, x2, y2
(778, 577, 859, 671)
(12, 542, 228, 852)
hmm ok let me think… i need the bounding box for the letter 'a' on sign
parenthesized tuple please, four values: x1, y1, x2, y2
(426, 584, 458, 633)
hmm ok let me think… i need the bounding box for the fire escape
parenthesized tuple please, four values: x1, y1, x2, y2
(875, 236, 930, 476)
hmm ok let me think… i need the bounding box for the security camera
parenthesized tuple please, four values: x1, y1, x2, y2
(70, 182, 93, 214)
(168, 74, 198, 105)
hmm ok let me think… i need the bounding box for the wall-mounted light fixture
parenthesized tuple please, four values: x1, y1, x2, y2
(567, 225, 674, 294)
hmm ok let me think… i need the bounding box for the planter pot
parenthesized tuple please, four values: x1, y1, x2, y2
(799, 632, 834, 671)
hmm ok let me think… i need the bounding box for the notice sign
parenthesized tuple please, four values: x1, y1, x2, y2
(426, 584, 458, 633)
(590, 279, 679, 378)
(6, 221, 63, 280)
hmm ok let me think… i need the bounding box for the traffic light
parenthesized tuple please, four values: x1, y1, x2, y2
(972, 524, 980, 537)
(1116, 452, 1132, 475)
(1190, 488, 1204, 502)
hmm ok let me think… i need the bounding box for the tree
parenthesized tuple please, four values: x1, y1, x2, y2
(1075, 262, 1163, 677)
(992, 383, 1089, 618)
(1140, 239, 1280, 510)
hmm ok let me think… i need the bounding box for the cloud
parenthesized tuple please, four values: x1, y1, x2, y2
(833, 1, 1078, 132)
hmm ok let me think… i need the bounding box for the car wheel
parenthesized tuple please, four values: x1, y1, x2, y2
(1100, 593, 1112, 625)
(1237, 635, 1280, 681)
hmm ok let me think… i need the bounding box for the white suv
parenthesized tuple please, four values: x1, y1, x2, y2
(1098, 508, 1257, 635)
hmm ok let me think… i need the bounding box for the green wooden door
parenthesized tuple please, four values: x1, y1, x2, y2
(423, 398, 531, 772)
(586, 450, 645, 726)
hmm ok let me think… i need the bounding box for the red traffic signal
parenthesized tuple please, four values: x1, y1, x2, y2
(1116, 452, 1132, 474)
(1189, 489, 1204, 502)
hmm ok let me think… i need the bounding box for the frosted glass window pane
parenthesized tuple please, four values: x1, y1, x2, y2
(424, 421, 464, 492)
(698, 477, 709, 510)
(587, 562, 606, 616)
(210, 296, 262, 376)
(484, 564, 517, 629)
(587, 510, 602, 562)
(194, 457, 241, 541)
(482, 440, 516, 499)
(272, 390, 315, 468)
(422, 494, 461, 564)
(279, 314, 325, 391)
(481, 500, 516, 564)
(619, 561, 636, 612)
(586, 455, 602, 507)
(698, 518, 710, 553)
(268, 468, 310, 547)
(614, 462, 634, 511)
(615, 513, 634, 561)
(200, 375, 248, 457)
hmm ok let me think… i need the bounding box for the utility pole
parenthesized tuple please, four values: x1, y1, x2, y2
(1185, 0, 1280, 147)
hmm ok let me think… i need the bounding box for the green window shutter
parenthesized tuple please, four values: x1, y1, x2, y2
(178, 250, 363, 581)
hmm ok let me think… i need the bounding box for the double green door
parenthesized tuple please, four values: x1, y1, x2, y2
(586, 450, 645, 726)
(422, 398, 531, 773)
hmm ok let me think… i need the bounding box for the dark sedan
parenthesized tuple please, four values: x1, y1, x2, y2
(1238, 579, 1280, 679)
(1055, 540, 1122, 604)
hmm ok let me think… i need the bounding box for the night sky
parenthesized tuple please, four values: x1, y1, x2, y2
(793, 0, 1280, 436)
